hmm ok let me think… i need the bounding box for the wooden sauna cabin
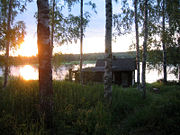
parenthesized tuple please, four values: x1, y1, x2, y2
(71, 57, 136, 87)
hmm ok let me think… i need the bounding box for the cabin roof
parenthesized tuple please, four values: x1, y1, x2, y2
(94, 58, 136, 71)
(82, 58, 136, 72)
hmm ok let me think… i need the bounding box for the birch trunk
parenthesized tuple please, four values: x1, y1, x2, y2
(134, 0, 140, 90)
(3, 0, 13, 88)
(142, 0, 148, 99)
(162, 0, 167, 83)
(104, 0, 112, 103)
(178, 64, 180, 84)
(50, 0, 55, 56)
(80, 0, 83, 84)
(37, 0, 53, 130)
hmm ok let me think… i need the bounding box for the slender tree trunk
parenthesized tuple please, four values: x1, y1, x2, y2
(142, 0, 148, 99)
(104, 0, 112, 104)
(80, 0, 83, 84)
(134, 0, 140, 90)
(162, 0, 167, 83)
(179, 64, 180, 83)
(37, 0, 53, 131)
(3, 0, 13, 88)
(178, 38, 180, 84)
(50, 0, 55, 56)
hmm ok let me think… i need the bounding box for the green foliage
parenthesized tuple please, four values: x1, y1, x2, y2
(8, 21, 26, 50)
(0, 0, 32, 51)
(0, 79, 180, 134)
(49, 0, 94, 46)
(53, 13, 89, 45)
(121, 90, 180, 135)
(0, 55, 38, 66)
(53, 51, 136, 63)
(0, 20, 26, 51)
(0, 78, 46, 135)
(113, 0, 179, 68)
(113, 0, 134, 36)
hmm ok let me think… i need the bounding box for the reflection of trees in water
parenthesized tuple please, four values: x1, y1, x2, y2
(1, 63, 177, 82)
(53, 65, 69, 80)
(52, 64, 78, 80)
(168, 65, 179, 79)
(52, 64, 95, 80)
(147, 63, 163, 75)
(147, 63, 179, 80)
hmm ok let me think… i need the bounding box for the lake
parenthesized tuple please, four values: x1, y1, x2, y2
(0, 64, 95, 81)
(0, 63, 178, 83)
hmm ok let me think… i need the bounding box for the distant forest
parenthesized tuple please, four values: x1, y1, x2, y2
(53, 51, 136, 63)
(0, 49, 179, 66)
(0, 52, 135, 65)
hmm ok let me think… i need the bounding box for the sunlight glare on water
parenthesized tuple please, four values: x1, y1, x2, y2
(6, 63, 178, 82)
(9, 64, 95, 81)
(19, 65, 38, 80)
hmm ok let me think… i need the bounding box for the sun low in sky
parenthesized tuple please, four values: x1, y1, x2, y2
(16, 36, 38, 57)
(15, 34, 133, 57)
(14, 0, 136, 57)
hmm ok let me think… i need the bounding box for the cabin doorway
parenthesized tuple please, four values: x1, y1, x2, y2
(121, 72, 128, 87)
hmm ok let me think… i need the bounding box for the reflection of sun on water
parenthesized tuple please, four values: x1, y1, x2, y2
(20, 65, 38, 80)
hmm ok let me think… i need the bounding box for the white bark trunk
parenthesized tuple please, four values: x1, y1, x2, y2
(50, 0, 55, 56)
(80, 0, 83, 84)
(142, 0, 148, 99)
(104, 0, 112, 104)
(3, 0, 13, 88)
(179, 64, 180, 83)
(134, 0, 140, 90)
(37, 0, 53, 131)
(162, 0, 167, 83)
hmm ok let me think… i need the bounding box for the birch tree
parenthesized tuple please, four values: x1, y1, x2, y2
(134, 0, 140, 90)
(50, 0, 55, 56)
(79, 0, 97, 84)
(113, 0, 141, 90)
(37, 0, 53, 130)
(80, 0, 83, 84)
(3, 0, 13, 88)
(1, 0, 27, 88)
(158, 0, 179, 83)
(142, 0, 148, 99)
(161, 0, 167, 83)
(104, 0, 112, 103)
(49, 0, 90, 50)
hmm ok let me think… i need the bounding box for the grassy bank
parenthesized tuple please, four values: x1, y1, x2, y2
(0, 78, 180, 134)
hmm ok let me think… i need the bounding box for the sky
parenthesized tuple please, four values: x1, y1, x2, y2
(14, 0, 136, 56)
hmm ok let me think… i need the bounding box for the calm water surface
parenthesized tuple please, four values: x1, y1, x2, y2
(0, 64, 95, 81)
(135, 64, 178, 83)
(0, 63, 178, 83)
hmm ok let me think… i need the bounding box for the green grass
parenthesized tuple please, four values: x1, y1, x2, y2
(0, 78, 180, 135)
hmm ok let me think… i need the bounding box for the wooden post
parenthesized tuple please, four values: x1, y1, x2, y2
(69, 68, 72, 81)
(132, 71, 135, 86)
